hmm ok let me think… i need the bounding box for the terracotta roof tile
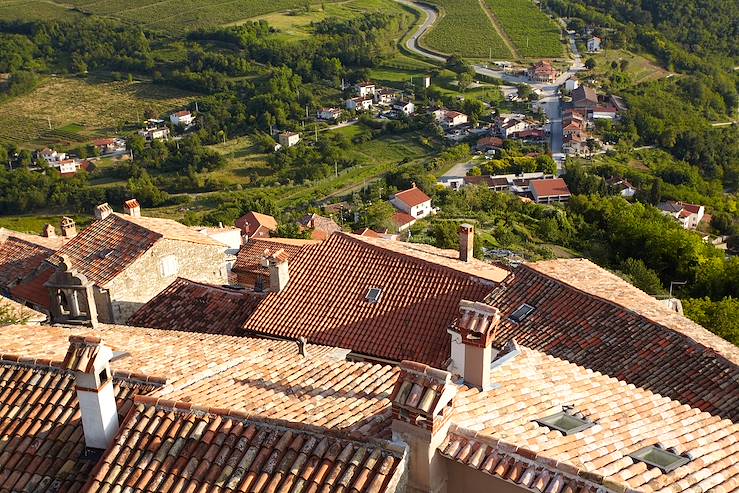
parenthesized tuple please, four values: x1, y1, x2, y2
(392, 186, 431, 208)
(235, 211, 278, 236)
(299, 214, 342, 240)
(9, 264, 54, 309)
(0, 231, 58, 290)
(392, 211, 416, 228)
(127, 278, 265, 336)
(85, 401, 405, 493)
(445, 346, 739, 493)
(232, 238, 319, 284)
(244, 233, 508, 366)
(530, 178, 571, 198)
(483, 260, 739, 420)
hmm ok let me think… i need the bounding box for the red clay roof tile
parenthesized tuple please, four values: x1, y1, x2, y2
(392, 186, 431, 208)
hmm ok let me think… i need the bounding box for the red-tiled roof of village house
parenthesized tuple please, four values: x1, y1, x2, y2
(9, 264, 54, 309)
(392, 184, 431, 208)
(232, 237, 319, 284)
(127, 277, 265, 336)
(85, 399, 406, 493)
(46, 213, 223, 288)
(0, 230, 60, 290)
(442, 345, 739, 493)
(482, 259, 739, 420)
(392, 211, 416, 228)
(355, 227, 384, 238)
(243, 233, 509, 366)
(235, 211, 278, 236)
(299, 213, 342, 240)
(529, 178, 570, 198)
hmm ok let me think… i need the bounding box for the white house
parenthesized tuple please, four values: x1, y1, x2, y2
(390, 183, 433, 220)
(138, 120, 170, 141)
(375, 88, 399, 105)
(355, 82, 376, 98)
(499, 118, 531, 138)
(433, 109, 468, 128)
(658, 201, 705, 230)
(170, 110, 195, 127)
(317, 108, 343, 121)
(278, 131, 300, 148)
(564, 78, 580, 92)
(606, 178, 636, 198)
(392, 100, 415, 115)
(39, 148, 67, 165)
(346, 96, 374, 112)
(587, 36, 602, 52)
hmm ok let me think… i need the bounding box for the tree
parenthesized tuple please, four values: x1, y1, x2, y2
(457, 72, 473, 92)
(433, 222, 459, 249)
(365, 201, 396, 232)
(585, 57, 597, 70)
(619, 258, 665, 295)
(619, 59, 630, 72)
(683, 297, 739, 345)
(0, 304, 29, 326)
(649, 178, 662, 205)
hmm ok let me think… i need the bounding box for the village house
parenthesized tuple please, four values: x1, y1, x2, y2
(464, 175, 510, 192)
(659, 201, 706, 229)
(277, 131, 300, 148)
(298, 213, 342, 240)
(606, 177, 637, 197)
(587, 35, 602, 52)
(169, 109, 195, 127)
(433, 109, 468, 128)
(497, 116, 531, 138)
(528, 60, 558, 82)
(393, 211, 417, 231)
(231, 237, 319, 288)
(564, 77, 579, 91)
(392, 99, 416, 115)
(317, 107, 343, 121)
(529, 177, 572, 203)
(91, 137, 126, 155)
(12, 201, 228, 324)
(375, 87, 400, 105)
(355, 81, 376, 97)
(475, 135, 504, 153)
(390, 183, 433, 220)
(563, 129, 589, 155)
(0, 226, 66, 297)
(346, 95, 374, 111)
(137, 119, 169, 141)
(235, 210, 278, 239)
(572, 85, 599, 111)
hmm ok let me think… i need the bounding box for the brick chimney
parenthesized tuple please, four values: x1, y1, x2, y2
(94, 203, 113, 221)
(42, 224, 56, 238)
(450, 300, 501, 389)
(62, 336, 119, 449)
(123, 198, 141, 217)
(60, 217, 77, 238)
(459, 224, 474, 262)
(390, 361, 457, 493)
(267, 249, 289, 292)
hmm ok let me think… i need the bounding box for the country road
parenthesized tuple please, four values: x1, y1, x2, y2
(394, 0, 446, 63)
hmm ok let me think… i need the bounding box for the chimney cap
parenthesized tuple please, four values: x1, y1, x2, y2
(124, 198, 140, 209)
(459, 223, 474, 232)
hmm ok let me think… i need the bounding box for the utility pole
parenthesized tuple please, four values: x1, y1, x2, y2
(334, 160, 338, 177)
(315, 123, 318, 142)
(47, 117, 52, 130)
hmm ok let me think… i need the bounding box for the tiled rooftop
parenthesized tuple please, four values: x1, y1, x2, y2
(87, 400, 406, 493)
(485, 260, 739, 420)
(392, 186, 431, 208)
(0, 230, 59, 290)
(232, 237, 319, 285)
(127, 278, 265, 336)
(9, 264, 54, 309)
(446, 346, 739, 493)
(245, 233, 508, 366)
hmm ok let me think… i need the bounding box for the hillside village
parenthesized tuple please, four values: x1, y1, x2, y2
(1, 198, 738, 492)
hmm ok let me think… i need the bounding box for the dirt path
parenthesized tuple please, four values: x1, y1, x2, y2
(477, 0, 519, 59)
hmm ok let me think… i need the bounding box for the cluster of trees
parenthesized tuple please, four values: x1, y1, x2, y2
(470, 154, 557, 176)
(268, 131, 355, 184)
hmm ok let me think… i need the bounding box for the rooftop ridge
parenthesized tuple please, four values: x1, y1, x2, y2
(113, 213, 226, 247)
(522, 260, 739, 368)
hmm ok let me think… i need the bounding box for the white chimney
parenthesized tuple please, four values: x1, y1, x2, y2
(60, 217, 77, 238)
(94, 203, 113, 221)
(42, 224, 56, 238)
(123, 199, 141, 217)
(267, 249, 290, 292)
(451, 300, 501, 389)
(62, 336, 119, 449)
(459, 223, 474, 262)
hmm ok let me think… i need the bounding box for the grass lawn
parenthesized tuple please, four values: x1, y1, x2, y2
(589, 49, 670, 84)
(207, 137, 273, 186)
(0, 77, 196, 148)
(0, 214, 93, 235)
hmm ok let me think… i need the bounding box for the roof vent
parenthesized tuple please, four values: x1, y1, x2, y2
(535, 411, 593, 436)
(629, 446, 690, 473)
(509, 303, 535, 323)
(366, 287, 382, 304)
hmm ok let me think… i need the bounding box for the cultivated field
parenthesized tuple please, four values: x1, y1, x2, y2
(0, 0, 82, 21)
(0, 77, 195, 148)
(421, 0, 511, 59)
(485, 0, 563, 58)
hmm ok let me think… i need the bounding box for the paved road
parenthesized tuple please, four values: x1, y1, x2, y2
(394, 0, 446, 63)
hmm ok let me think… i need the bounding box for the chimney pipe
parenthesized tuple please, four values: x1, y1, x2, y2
(62, 336, 119, 449)
(267, 250, 289, 293)
(60, 217, 77, 238)
(42, 224, 56, 238)
(123, 199, 141, 217)
(94, 203, 113, 221)
(459, 223, 474, 262)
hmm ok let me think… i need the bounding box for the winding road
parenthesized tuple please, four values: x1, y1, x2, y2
(395, 0, 585, 172)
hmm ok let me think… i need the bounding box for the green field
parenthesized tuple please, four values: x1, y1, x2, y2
(422, 0, 511, 59)
(0, 0, 82, 21)
(485, 0, 563, 58)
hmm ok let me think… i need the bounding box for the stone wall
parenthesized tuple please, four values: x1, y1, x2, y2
(104, 239, 227, 324)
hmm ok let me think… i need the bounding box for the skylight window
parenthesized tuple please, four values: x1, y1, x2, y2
(366, 287, 382, 304)
(629, 446, 690, 473)
(509, 303, 535, 323)
(535, 412, 593, 435)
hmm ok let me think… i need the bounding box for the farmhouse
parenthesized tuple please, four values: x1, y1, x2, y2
(392, 99, 415, 115)
(530, 178, 571, 203)
(587, 35, 602, 52)
(528, 60, 558, 82)
(169, 110, 195, 127)
(433, 109, 468, 128)
(375, 87, 399, 105)
(658, 201, 706, 229)
(317, 107, 342, 121)
(390, 182, 433, 219)
(92, 137, 126, 155)
(346, 96, 374, 111)
(355, 81, 376, 97)
(137, 120, 169, 141)
(235, 211, 278, 239)
(606, 177, 637, 197)
(277, 131, 300, 148)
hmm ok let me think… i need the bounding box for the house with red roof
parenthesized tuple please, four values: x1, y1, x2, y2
(658, 201, 705, 229)
(390, 183, 433, 220)
(528, 60, 558, 82)
(235, 210, 278, 239)
(529, 178, 571, 203)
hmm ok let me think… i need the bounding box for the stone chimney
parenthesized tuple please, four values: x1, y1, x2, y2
(60, 217, 77, 238)
(391, 361, 458, 493)
(94, 203, 113, 221)
(449, 300, 501, 389)
(45, 255, 99, 328)
(62, 336, 119, 449)
(42, 224, 56, 238)
(123, 198, 141, 217)
(267, 249, 289, 292)
(459, 223, 474, 262)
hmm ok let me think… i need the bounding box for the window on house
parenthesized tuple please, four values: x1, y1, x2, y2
(509, 303, 535, 323)
(535, 412, 593, 435)
(160, 255, 179, 277)
(98, 368, 109, 384)
(629, 446, 690, 473)
(366, 287, 382, 304)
